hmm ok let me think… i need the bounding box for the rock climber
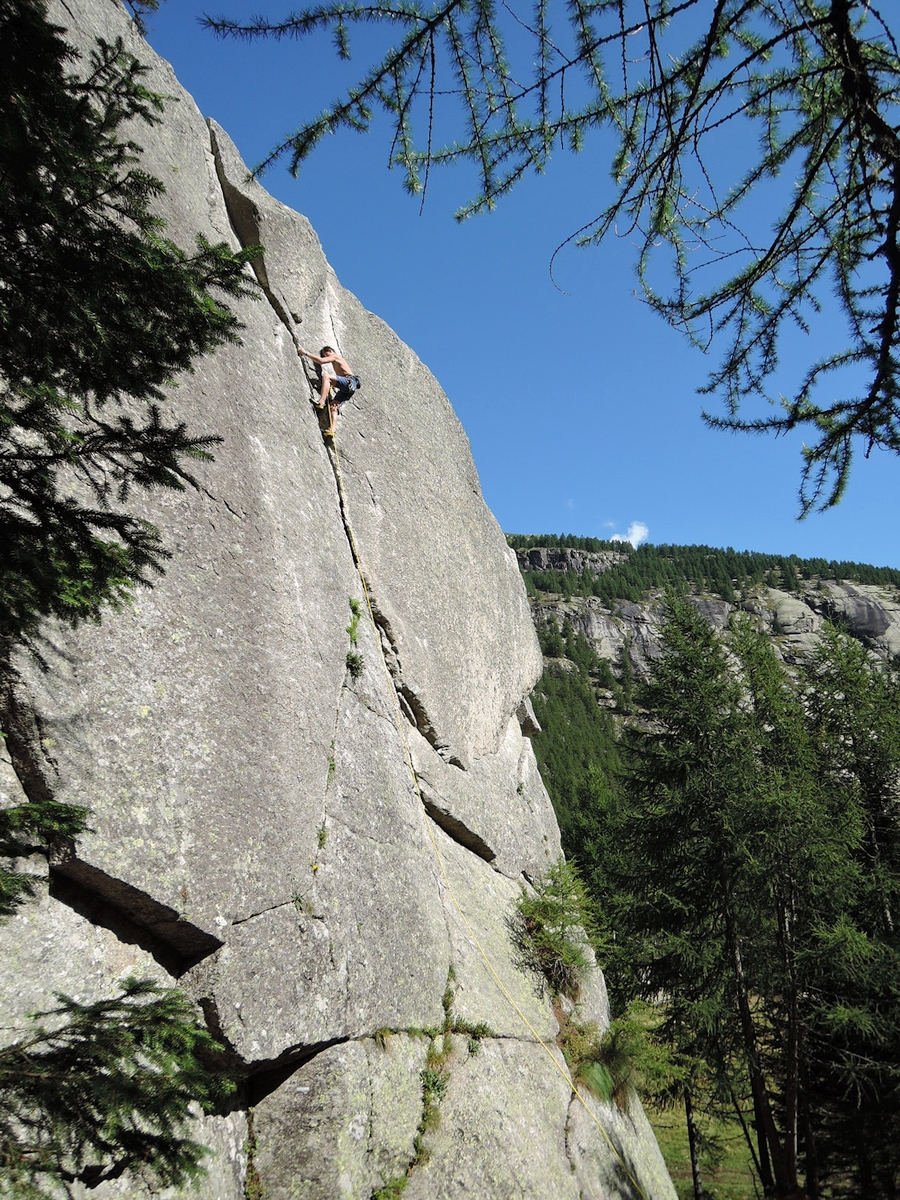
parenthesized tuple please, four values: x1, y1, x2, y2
(297, 344, 360, 437)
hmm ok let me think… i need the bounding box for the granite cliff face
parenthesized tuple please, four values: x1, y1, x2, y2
(0, 3, 675, 1197)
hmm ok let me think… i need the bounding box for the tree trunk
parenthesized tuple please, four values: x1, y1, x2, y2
(778, 886, 800, 1190)
(721, 860, 791, 1196)
(800, 1053, 819, 1200)
(685, 1090, 705, 1200)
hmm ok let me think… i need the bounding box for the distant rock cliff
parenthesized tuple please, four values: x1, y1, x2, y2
(524, 545, 900, 685)
(0, 3, 675, 1197)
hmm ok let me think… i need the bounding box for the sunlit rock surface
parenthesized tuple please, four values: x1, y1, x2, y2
(0, 2, 675, 1196)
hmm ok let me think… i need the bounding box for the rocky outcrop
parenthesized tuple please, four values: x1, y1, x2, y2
(517, 546, 629, 576)
(533, 578, 900, 682)
(0, 3, 674, 1197)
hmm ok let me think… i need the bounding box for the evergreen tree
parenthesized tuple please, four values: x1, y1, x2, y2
(0, 4, 256, 1192)
(797, 628, 900, 1195)
(0, 980, 232, 1199)
(599, 601, 900, 1197)
(0, 800, 89, 918)
(0, 0, 259, 654)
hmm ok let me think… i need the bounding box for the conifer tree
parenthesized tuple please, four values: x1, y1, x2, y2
(0, 3, 253, 1192)
(594, 599, 900, 1197)
(0, 980, 233, 1199)
(0, 0, 259, 907)
(797, 628, 900, 1195)
(0, 0, 259, 655)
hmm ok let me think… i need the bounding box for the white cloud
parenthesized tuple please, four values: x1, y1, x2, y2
(611, 521, 649, 548)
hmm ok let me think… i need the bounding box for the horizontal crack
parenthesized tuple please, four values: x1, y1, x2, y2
(51, 860, 222, 974)
(230, 898, 297, 926)
(196, 995, 354, 1111)
(421, 798, 496, 864)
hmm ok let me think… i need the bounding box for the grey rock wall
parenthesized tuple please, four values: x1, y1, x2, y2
(536, 581, 900, 683)
(0, 3, 675, 1197)
(516, 547, 630, 577)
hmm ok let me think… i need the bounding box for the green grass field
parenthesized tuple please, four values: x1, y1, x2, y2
(650, 1108, 760, 1199)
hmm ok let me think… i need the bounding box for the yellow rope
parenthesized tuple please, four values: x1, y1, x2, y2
(326, 434, 648, 1199)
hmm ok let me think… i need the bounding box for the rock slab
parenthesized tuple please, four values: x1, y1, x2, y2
(0, 4, 676, 1198)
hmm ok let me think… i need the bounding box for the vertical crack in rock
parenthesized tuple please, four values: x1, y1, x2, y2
(207, 123, 298, 338)
(368, 604, 464, 769)
(208, 119, 467, 777)
(322, 447, 463, 773)
(563, 1094, 581, 1188)
(362, 1039, 379, 1181)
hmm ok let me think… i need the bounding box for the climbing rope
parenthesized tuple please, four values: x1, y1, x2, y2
(325, 432, 649, 1200)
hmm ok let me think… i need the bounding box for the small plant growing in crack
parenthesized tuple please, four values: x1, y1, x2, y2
(327, 743, 336, 782)
(557, 1002, 684, 1113)
(371, 1176, 409, 1199)
(452, 1016, 494, 1057)
(509, 858, 594, 1001)
(345, 598, 364, 677)
(557, 1016, 613, 1105)
(244, 1110, 264, 1200)
(421, 1064, 449, 1104)
(347, 597, 361, 644)
(440, 965, 494, 1054)
(317, 822, 327, 849)
(374, 1027, 393, 1050)
(369, 969, 495, 1197)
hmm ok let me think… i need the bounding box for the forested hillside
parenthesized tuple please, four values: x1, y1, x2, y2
(512, 535, 900, 1200)
(509, 533, 900, 606)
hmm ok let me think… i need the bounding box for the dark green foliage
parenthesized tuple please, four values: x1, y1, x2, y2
(419, 1066, 448, 1106)
(592, 597, 900, 1198)
(371, 1176, 409, 1200)
(0, 799, 89, 917)
(507, 534, 622, 554)
(531, 623, 622, 835)
(559, 1004, 688, 1114)
(0, 978, 233, 1199)
(0, 7, 260, 1192)
(520, 542, 900, 1193)
(0, 0, 260, 650)
(511, 858, 593, 999)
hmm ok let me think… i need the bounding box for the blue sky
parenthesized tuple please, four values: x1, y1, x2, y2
(143, 5, 900, 568)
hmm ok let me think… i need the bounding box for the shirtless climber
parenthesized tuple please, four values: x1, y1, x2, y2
(297, 344, 361, 437)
